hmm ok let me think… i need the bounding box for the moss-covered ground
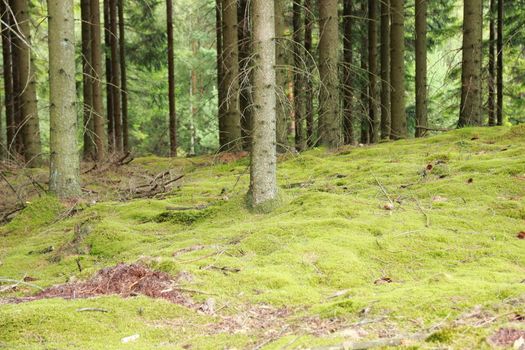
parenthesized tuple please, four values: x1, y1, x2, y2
(1, 126, 525, 349)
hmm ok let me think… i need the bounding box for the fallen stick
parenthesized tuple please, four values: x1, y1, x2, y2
(0, 278, 44, 291)
(76, 308, 109, 313)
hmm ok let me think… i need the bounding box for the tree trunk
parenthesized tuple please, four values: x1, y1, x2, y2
(109, 0, 122, 152)
(47, 0, 81, 198)
(275, 0, 288, 152)
(487, 0, 496, 127)
(220, 0, 241, 151)
(167, 0, 177, 157)
(380, 0, 390, 140)
(496, 0, 503, 126)
(415, 0, 428, 137)
(0, 1, 15, 154)
(293, 0, 305, 151)
(90, 0, 107, 161)
(250, 0, 277, 209)
(342, 0, 354, 145)
(318, 0, 341, 147)
(13, 0, 42, 166)
(368, 0, 379, 143)
(389, 0, 406, 139)
(360, 7, 369, 145)
(304, 0, 314, 147)
(458, 0, 483, 127)
(81, 0, 94, 159)
(189, 38, 198, 156)
(103, 0, 114, 151)
(238, 0, 252, 151)
(118, 0, 129, 152)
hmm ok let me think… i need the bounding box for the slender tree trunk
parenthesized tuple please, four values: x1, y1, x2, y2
(389, 0, 407, 139)
(488, 0, 496, 127)
(343, 0, 354, 145)
(216, 0, 226, 148)
(10, 0, 22, 155)
(360, 8, 369, 145)
(293, 0, 305, 151)
(189, 38, 198, 156)
(415, 0, 427, 137)
(90, 0, 107, 161)
(368, 0, 379, 143)
(250, 0, 277, 208)
(458, 0, 483, 127)
(109, 0, 122, 152)
(81, 0, 94, 159)
(167, 0, 177, 157)
(275, 0, 288, 152)
(238, 0, 252, 151)
(47, 0, 81, 198)
(318, 0, 341, 147)
(496, 0, 503, 126)
(304, 0, 314, 147)
(1, 2, 16, 154)
(118, 0, 129, 152)
(13, 0, 42, 166)
(380, 0, 390, 140)
(103, 0, 114, 151)
(220, 0, 242, 151)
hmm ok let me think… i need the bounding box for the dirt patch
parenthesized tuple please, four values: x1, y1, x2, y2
(10, 263, 194, 307)
(488, 328, 525, 347)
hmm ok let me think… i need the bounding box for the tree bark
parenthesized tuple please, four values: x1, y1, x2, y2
(47, 0, 81, 198)
(81, 0, 94, 159)
(13, 0, 42, 166)
(220, 0, 242, 151)
(275, 0, 288, 152)
(496, 0, 503, 126)
(109, 0, 122, 152)
(293, 0, 305, 151)
(343, 0, 354, 145)
(488, 0, 496, 127)
(360, 5, 369, 145)
(380, 0, 390, 140)
(458, 0, 483, 127)
(318, 0, 341, 147)
(389, 0, 407, 139)
(238, 0, 252, 151)
(415, 0, 428, 137)
(0, 1, 15, 154)
(304, 0, 314, 147)
(90, 0, 107, 161)
(250, 0, 277, 208)
(118, 0, 129, 152)
(368, 0, 379, 143)
(103, 0, 114, 150)
(167, 0, 177, 157)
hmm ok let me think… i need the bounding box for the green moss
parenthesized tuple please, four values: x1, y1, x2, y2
(6, 195, 63, 233)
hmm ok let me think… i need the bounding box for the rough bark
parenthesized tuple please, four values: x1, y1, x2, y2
(389, 0, 407, 139)
(360, 7, 369, 145)
(167, 0, 177, 157)
(118, 0, 129, 152)
(103, 0, 114, 150)
(342, 0, 354, 145)
(318, 0, 341, 147)
(220, 0, 241, 151)
(487, 0, 496, 126)
(496, 0, 503, 126)
(415, 0, 428, 137)
(304, 0, 314, 147)
(13, 0, 42, 166)
(275, 0, 288, 152)
(47, 0, 81, 198)
(250, 0, 277, 208)
(293, 0, 305, 151)
(458, 0, 483, 127)
(368, 0, 379, 143)
(0, 1, 15, 154)
(380, 0, 391, 140)
(90, 0, 107, 161)
(81, 0, 95, 159)
(109, 0, 122, 152)
(238, 0, 252, 151)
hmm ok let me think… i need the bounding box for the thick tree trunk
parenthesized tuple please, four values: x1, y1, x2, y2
(488, 0, 496, 126)
(250, 0, 277, 208)
(380, 0, 390, 140)
(220, 0, 242, 151)
(304, 0, 314, 147)
(275, 0, 288, 152)
(10, 0, 22, 155)
(293, 0, 305, 151)
(389, 0, 407, 139)
(13, 0, 42, 166)
(81, 0, 94, 159)
(496, 0, 503, 126)
(415, 0, 428, 137)
(118, 0, 129, 152)
(167, 0, 177, 157)
(238, 0, 252, 151)
(343, 0, 354, 145)
(103, 0, 114, 150)
(47, 0, 81, 198)
(318, 0, 341, 147)
(90, 0, 107, 161)
(368, 0, 379, 143)
(109, 0, 122, 152)
(0, 1, 15, 154)
(458, 0, 483, 127)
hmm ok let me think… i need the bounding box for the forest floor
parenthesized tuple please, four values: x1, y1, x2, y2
(1, 126, 525, 350)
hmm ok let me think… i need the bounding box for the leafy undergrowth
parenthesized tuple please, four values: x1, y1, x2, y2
(1, 126, 525, 349)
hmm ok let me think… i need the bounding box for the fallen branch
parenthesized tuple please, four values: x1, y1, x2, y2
(165, 204, 208, 211)
(76, 307, 109, 313)
(372, 174, 394, 206)
(0, 278, 44, 291)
